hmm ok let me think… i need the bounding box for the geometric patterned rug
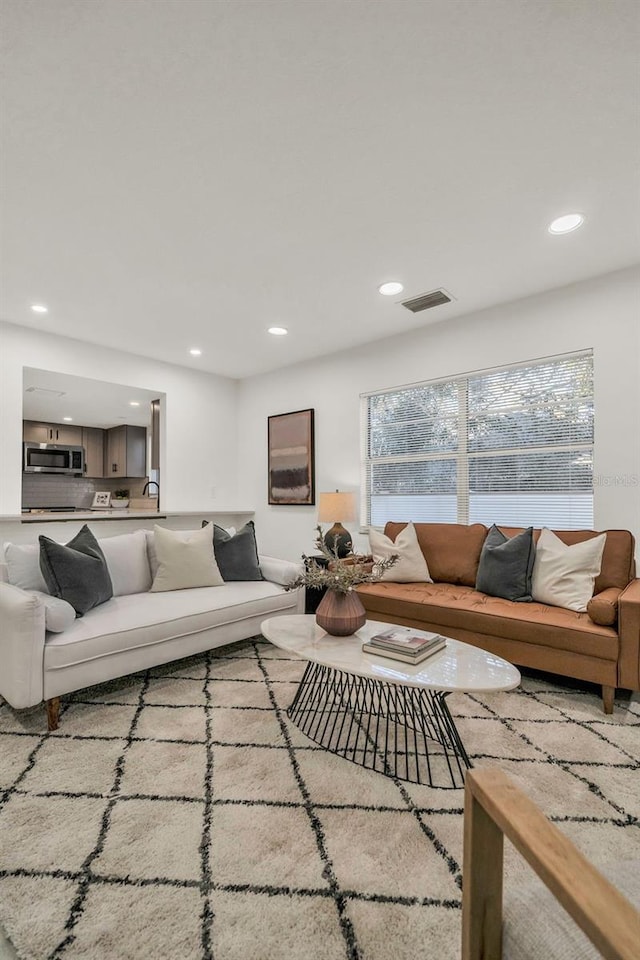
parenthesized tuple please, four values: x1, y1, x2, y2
(1, 637, 639, 960)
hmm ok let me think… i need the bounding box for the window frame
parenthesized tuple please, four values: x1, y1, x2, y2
(360, 350, 594, 531)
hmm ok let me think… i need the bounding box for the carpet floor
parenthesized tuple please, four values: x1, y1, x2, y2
(0, 637, 639, 960)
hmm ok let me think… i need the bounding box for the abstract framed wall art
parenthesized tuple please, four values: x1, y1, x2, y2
(267, 408, 315, 505)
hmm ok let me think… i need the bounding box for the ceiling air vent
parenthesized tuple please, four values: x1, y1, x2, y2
(24, 386, 66, 397)
(401, 289, 452, 313)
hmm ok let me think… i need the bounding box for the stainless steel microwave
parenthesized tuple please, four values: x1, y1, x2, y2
(23, 442, 85, 475)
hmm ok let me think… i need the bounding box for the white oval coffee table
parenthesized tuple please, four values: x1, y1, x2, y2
(261, 615, 520, 789)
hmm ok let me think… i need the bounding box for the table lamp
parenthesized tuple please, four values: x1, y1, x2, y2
(318, 490, 357, 558)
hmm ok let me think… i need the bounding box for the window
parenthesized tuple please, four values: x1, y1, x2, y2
(361, 351, 594, 530)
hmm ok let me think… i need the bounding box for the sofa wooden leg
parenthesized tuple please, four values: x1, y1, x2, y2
(602, 685, 615, 715)
(46, 697, 60, 731)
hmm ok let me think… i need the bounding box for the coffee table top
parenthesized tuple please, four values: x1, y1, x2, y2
(261, 615, 520, 694)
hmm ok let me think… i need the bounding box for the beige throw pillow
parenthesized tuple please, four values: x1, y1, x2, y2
(531, 528, 606, 612)
(369, 522, 432, 583)
(150, 525, 224, 592)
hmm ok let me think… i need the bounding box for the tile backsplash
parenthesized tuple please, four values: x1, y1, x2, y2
(22, 475, 150, 509)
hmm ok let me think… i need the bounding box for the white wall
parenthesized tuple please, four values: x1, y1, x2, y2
(4, 267, 638, 555)
(237, 266, 640, 561)
(0, 323, 240, 515)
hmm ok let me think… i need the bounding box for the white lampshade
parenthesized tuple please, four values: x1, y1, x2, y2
(318, 491, 356, 523)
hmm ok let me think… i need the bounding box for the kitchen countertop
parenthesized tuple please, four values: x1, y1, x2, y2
(20, 510, 167, 522)
(0, 509, 255, 523)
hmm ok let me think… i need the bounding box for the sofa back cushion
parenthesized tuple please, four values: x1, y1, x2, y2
(4, 531, 155, 599)
(499, 527, 635, 593)
(384, 522, 635, 593)
(3, 542, 50, 594)
(384, 522, 487, 586)
(98, 530, 152, 596)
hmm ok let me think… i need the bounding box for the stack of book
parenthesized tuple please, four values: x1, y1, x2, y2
(362, 627, 447, 664)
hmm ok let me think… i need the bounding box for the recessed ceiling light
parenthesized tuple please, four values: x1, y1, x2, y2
(63, 417, 73, 422)
(378, 281, 404, 296)
(129, 401, 140, 406)
(30, 304, 49, 314)
(189, 348, 202, 356)
(268, 326, 288, 336)
(548, 213, 585, 235)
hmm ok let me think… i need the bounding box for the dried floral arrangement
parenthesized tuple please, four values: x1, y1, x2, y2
(284, 526, 398, 596)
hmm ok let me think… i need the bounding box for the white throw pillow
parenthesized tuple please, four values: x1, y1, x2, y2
(369, 522, 432, 583)
(27, 590, 76, 632)
(531, 528, 606, 612)
(150, 524, 224, 592)
(99, 530, 152, 596)
(3, 542, 50, 594)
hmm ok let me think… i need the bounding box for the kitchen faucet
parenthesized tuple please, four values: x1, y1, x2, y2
(142, 480, 159, 497)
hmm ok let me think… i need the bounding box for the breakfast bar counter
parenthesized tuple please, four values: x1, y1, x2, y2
(19, 510, 167, 522)
(0, 510, 256, 544)
(0, 509, 254, 522)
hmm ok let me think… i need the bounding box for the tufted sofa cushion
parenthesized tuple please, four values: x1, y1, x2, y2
(356, 581, 618, 660)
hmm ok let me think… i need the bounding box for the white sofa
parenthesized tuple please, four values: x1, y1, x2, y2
(0, 528, 304, 730)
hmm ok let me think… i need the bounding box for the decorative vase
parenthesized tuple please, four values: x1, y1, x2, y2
(315, 588, 366, 636)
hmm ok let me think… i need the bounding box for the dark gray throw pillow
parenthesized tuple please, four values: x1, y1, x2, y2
(39, 524, 113, 616)
(202, 521, 263, 581)
(475, 525, 535, 602)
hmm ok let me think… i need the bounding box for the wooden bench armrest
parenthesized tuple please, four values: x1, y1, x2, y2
(618, 577, 640, 691)
(462, 767, 639, 960)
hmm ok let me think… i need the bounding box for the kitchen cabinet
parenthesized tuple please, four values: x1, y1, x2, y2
(106, 425, 147, 478)
(23, 421, 50, 443)
(23, 420, 83, 444)
(52, 423, 83, 444)
(107, 426, 126, 478)
(82, 427, 105, 478)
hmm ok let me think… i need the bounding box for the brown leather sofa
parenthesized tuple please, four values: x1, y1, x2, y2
(357, 522, 640, 713)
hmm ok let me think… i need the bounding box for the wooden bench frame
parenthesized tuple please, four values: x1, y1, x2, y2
(461, 768, 639, 960)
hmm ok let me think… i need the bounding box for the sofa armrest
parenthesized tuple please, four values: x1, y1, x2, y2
(259, 555, 304, 587)
(618, 578, 640, 691)
(0, 581, 46, 709)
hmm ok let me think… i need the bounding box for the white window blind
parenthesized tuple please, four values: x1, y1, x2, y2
(361, 351, 594, 530)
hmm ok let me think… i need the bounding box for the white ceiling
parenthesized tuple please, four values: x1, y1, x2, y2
(23, 367, 158, 429)
(2, 0, 639, 379)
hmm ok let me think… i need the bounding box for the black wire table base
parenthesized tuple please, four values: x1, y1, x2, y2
(287, 660, 472, 788)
